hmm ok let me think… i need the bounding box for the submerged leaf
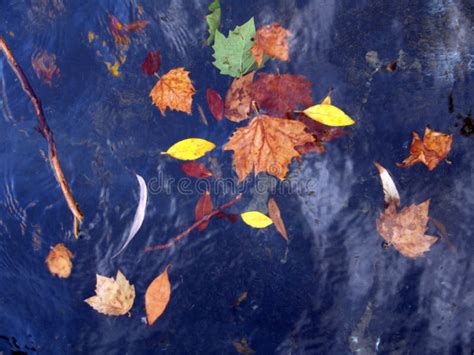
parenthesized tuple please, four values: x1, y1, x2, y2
(303, 103, 355, 127)
(206, 88, 224, 121)
(268, 198, 288, 241)
(241, 211, 273, 228)
(195, 191, 214, 231)
(45, 243, 73, 278)
(150, 68, 196, 115)
(85, 271, 135, 316)
(112, 174, 148, 258)
(206, 0, 221, 45)
(212, 18, 256, 77)
(251, 23, 291, 66)
(31, 50, 60, 86)
(397, 128, 453, 171)
(180, 162, 213, 178)
(141, 51, 161, 76)
(164, 138, 216, 160)
(224, 115, 314, 181)
(145, 265, 171, 326)
(224, 72, 255, 122)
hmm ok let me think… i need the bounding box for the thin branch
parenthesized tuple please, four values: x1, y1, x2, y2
(145, 193, 242, 251)
(0, 36, 84, 232)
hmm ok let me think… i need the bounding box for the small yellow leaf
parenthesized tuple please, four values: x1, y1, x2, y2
(321, 95, 331, 105)
(105, 61, 121, 77)
(87, 31, 95, 43)
(163, 138, 216, 160)
(303, 104, 355, 127)
(241, 211, 273, 228)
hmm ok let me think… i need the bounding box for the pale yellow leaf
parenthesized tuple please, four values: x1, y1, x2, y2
(241, 211, 273, 228)
(303, 104, 355, 127)
(163, 138, 216, 160)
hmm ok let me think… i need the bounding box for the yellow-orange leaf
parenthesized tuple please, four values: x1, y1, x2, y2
(241, 211, 273, 228)
(45, 243, 73, 278)
(163, 138, 216, 160)
(268, 198, 288, 241)
(145, 265, 171, 326)
(303, 103, 355, 127)
(150, 68, 196, 115)
(251, 23, 291, 66)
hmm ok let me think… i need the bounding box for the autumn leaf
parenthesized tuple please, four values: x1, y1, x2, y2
(206, 0, 221, 45)
(31, 51, 60, 86)
(303, 102, 355, 127)
(376, 201, 438, 258)
(241, 211, 273, 228)
(124, 20, 149, 33)
(374, 162, 400, 207)
(180, 162, 213, 178)
(206, 88, 224, 121)
(212, 18, 257, 77)
(195, 191, 214, 231)
(268, 198, 288, 241)
(45, 243, 73, 278)
(397, 128, 453, 171)
(163, 138, 216, 160)
(85, 271, 135, 316)
(141, 51, 161, 76)
(224, 115, 314, 181)
(109, 15, 129, 47)
(150, 68, 196, 115)
(233, 337, 255, 354)
(145, 265, 171, 326)
(251, 23, 291, 66)
(224, 72, 255, 122)
(250, 73, 312, 117)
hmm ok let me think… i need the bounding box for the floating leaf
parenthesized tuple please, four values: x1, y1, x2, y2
(105, 60, 122, 77)
(150, 68, 196, 115)
(45, 243, 73, 278)
(233, 337, 255, 354)
(268, 198, 288, 241)
(180, 162, 213, 178)
(397, 128, 452, 171)
(124, 20, 149, 33)
(112, 174, 148, 258)
(212, 18, 256, 77)
(206, 88, 224, 121)
(251, 23, 291, 66)
(195, 191, 214, 231)
(374, 163, 400, 207)
(141, 51, 161, 76)
(206, 0, 221, 45)
(85, 271, 135, 316)
(164, 138, 216, 160)
(250, 73, 312, 117)
(376, 201, 438, 258)
(241, 211, 273, 228)
(31, 50, 60, 86)
(145, 265, 171, 326)
(303, 103, 355, 127)
(224, 72, 255, 122)
(224, 115, 314, 181)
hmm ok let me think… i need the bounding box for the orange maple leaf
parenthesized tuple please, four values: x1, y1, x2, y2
(150, 68, 196, 115)
(376, 200, 438, 258)
(224, 114, 314, 181)
(251, 23, 291, 66)
(397, 128, 452, 171)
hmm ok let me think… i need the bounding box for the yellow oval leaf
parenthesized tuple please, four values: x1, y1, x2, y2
(241, 211, 273, 228)
(303, 104, 355, 127)
(164, 138, 216, 160)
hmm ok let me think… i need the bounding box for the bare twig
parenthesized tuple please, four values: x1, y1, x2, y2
(145, 194, 242, 251)
(0, 36, 84, 234)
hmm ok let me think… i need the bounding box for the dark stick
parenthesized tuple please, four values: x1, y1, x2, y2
(145, 194, 242, 251)
(0, 36, 84, 233)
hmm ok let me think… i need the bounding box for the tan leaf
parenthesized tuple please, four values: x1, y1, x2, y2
(224, 72, 255, 122)
(398, 128, 452, 171)
(374, 162, 400, 207)
(45, 243, 73, 278)
(376, 200, 438, 258)
(150, 68, 196, 115)
(145, 265, 171, 326)
(85, 270, 135, 316)
(251, 23, 291, 66)
(224, 114, 314, 181)
(268, 198, 288, 241)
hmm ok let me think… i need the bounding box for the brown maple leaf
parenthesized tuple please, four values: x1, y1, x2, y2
(224, 114, 314, 181)
(250, 73, 313, 117)
(376, 200, 438, 258)
(251, 23, 291, 66)
(397, 128, 453, 171)
(224, 72, 255, 122)
(150, 68, 196, 115)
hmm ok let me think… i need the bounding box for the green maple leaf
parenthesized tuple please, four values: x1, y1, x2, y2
(212, 17, 257, 78)
(206, 0, 221, 45)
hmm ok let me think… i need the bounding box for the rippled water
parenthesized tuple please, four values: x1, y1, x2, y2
(0, 0, 473, 353)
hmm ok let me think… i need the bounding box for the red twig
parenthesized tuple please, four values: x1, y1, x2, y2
(145, 193, 242, 251)
(0, 36, 84, 233)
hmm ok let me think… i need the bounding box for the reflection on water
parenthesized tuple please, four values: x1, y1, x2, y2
(0, 0, 473, 353)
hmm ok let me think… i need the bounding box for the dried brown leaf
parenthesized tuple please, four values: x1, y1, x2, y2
(195, 190, 214, 231)
(45, 243, 73, 278)
(224, 72, 255, 122)
(268, 198, 288, 241)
